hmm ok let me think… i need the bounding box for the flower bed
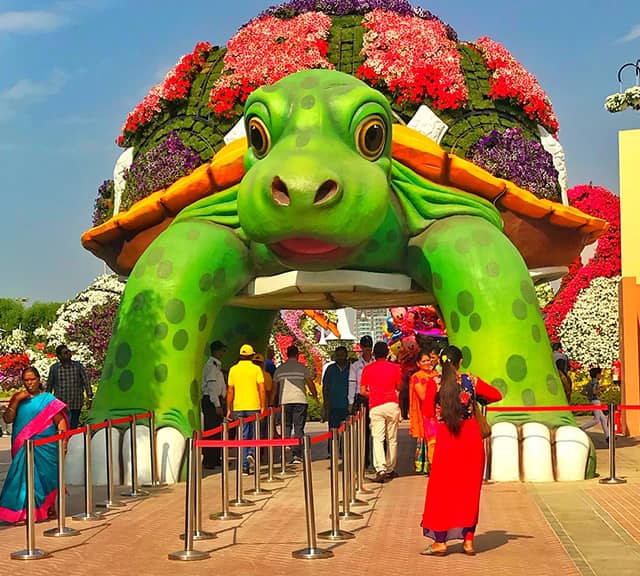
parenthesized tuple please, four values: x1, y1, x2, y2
(605, 86, 640, 112)
(92, 179, 115, 227)
(118, 42, 212, 146)
(357, 9, 466, 110)
(468, 127, 559, 200)
(473, 37, 558, 134)
(209, 12, 333, 116)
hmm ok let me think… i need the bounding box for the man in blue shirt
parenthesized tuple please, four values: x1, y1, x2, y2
(323, 346, 350, 429)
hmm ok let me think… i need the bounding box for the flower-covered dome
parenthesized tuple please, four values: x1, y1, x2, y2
(93, 0, 565, 226)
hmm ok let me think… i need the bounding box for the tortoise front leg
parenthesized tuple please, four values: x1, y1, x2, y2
(407, 215, 574, 428)
(89, 221, 253, 438)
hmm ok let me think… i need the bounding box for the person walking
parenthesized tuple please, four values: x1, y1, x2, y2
(322, 345, 350, 456)
(226, 344, 266, 474)
(0, 366, 68, 523)
(580, 367, 609, 443)
(273, 344, 319, 465)
(46, 344, 93, 430)
(349, 335, 374, 466)
(360, 341, 402, 483)
(201, 340, 227, 469)
(420, 345, 502, 556)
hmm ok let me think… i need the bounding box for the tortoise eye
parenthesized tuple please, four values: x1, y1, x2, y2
(355, 115, 386, 161)
(248, 117, 271, 159)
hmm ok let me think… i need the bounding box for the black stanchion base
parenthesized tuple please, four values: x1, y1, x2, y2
(180, 529, 216, 541)
(599, 477, 627, 484)
(210, 510, 242, 521)
(10, 548, 49, 560)
(292, 546, 334, 559)
(168, 549, 210, 561)
(43, 526, 80, 538)
(317, 529, 355, 541)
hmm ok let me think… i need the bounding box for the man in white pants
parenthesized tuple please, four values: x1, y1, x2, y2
(580, 367, 610, 443)
(360, 341, 402, 483)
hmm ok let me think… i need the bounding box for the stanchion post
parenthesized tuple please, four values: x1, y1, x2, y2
(11, 439, 49, 560)
(72, 426, 103, 521)
(359, 405, 378, 492)
(354, 414, 373, 496)
(121, 416, 149, 498)
(292, 435, 333, 559)
(263, 410, 283, 485)
(339, 423, 362, 520)
(228, 417, 254, 508)
(44, 434, 79, 537)
(345, 418, 367, 507)
(318, 428, 354, 541)
(96, 420, 125, 509)
(143, 411, 167, 489)
(210, 421, 241, 520)
(181, 432, 215, 540)
(168, 438, 209, 561)
(246, 416, 270, 496)
(599, 403, 626, 485)
(278, 407, 296, 478)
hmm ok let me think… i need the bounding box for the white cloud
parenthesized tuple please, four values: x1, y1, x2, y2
(0, 69, 67, 121)
(0, 11, 66, 32)
(618, 24, 640, 43)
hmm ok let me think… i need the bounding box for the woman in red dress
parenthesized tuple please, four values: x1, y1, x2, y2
(420, 345, 502, 556)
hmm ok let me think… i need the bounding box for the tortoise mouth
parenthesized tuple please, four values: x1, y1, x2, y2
(270, 237, 353, 262)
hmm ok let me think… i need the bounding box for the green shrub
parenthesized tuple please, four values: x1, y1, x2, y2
(307, 395, 323, 422)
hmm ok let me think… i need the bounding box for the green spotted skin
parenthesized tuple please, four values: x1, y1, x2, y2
(89, 69, 577, 443)
(407, 216, 575, 428)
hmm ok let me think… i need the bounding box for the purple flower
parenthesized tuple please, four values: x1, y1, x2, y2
(468, 127, 560, 201)
(92, 179, 115, 227)
(121, 132, 203, 210)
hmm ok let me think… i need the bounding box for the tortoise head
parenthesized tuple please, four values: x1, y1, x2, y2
(237, 69, 393, 270)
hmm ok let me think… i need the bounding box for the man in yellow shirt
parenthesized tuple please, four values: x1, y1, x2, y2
(227, 344, 266, 474)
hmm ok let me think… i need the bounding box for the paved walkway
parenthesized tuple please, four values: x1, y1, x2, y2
(1, 421, 639, 575)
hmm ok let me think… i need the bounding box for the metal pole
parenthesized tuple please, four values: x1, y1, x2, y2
(263, 410, 283, 485)
(121, 416, 149, 498)
(599, 403, 626, 484)
(73, 427, 103, 520)
(278, 407, 296, 478)
(44, 434, 79, 537)
(246, 416, 271, 496)
(181, 432, 215, 540)
(345, 418, 367, 507)
(339, 424, 362, 520)
(11, 439, 49, 559)
(228, 417, 254, 507)
(318, 429, 354, 541)
(168, 438, 209, 560)
(143, 411, 167, 489)
(357, 407, 375, 494)
(292, 435, 333, 559)
(210, 421, 241, 520)
(96, 420, 125, 509)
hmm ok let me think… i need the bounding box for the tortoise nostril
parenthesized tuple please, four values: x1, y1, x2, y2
(271, 176, 290, 206)
(314, 179, 339, 205)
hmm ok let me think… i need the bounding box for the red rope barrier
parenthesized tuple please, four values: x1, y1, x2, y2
(617, 405, 640, 410)
(196, 438, 300, 449)
(110, 416, 134, 425)
(66, 425, 87, 437)
(202, 424, 223, 438)
(338, 423, 346, 433)
(134, 411, 152, 421)
(310, 430, 332, 444)
(487, 405, 598, 412)
(33, 432, 65, 447)
(90, 421, 108, 432)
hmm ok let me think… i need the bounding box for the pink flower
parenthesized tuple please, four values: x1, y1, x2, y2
(209, 12, 333, 116)
(356, 10, 467, 110)
(474, 37, 558, 134)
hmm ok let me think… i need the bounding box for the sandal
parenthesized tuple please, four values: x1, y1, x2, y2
(420, 544, 447, 556)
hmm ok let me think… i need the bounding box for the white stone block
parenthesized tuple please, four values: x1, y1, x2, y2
(490, 421, 520, 482)
(522, 422, 554, 482)
(554, 426, 589, 481)
(90, 427, 122, 486)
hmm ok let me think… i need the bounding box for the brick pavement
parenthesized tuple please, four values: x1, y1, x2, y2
(1, 422, 640, 575)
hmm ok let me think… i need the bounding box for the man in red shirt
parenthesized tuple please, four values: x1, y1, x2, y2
(360, 341, 402, 483)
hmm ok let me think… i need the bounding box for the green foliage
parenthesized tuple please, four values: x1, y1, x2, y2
(0, 298, 25, 333)
(307, 394, 323, 422)
(21, 302, 62, 335)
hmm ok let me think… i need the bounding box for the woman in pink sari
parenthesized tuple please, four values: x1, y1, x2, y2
(0, 366, 68, 523)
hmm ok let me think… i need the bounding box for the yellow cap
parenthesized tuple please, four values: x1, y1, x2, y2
(240, 344, 255, 356)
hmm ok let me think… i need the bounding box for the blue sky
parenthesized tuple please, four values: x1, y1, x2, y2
(0, 0, 638, 303)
